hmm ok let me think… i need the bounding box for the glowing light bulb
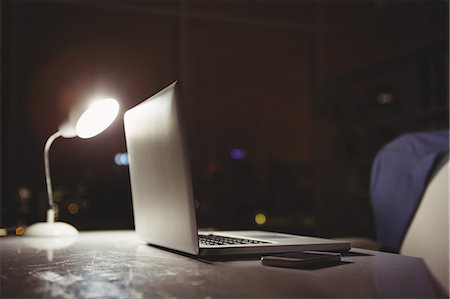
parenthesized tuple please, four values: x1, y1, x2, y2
(76, 98, 119, 139)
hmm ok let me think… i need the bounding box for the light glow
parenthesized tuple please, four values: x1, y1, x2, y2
(67, 203, 80, 215)
(230, 148, 247, 160)
(114, 153, 129, 166)
(255, 213, 267, 225)
(76, 98, 119, 139)
(16, 226, 25, 235)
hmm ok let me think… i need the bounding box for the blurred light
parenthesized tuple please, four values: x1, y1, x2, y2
(114, 153, 129, 166)
(255, 213, 267, 225)
(15, 226, 25, 236)
(230, 149, 247, 160)
(207, 161, 220, 173)
(377, 92, 393, 105)
(76, 98, 120, 139)
(18, 186, 31, 200)
(67, 203, 80, 215)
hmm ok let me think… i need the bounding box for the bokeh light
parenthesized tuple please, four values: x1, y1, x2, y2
(255, 213, 267, 225)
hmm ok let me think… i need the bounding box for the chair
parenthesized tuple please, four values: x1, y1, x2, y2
(400, 159, 448, 261)
(370, 130, 448, 254)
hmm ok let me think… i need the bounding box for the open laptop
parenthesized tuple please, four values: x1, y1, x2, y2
(124, 81, 351, 256)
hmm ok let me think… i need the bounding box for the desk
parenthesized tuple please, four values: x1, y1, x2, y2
(1, 231, 448, 298)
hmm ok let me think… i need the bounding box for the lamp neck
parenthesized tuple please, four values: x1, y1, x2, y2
(44, 131, 63, 214)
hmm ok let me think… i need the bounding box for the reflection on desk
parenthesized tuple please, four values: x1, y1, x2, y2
(1, 231, 448, 298)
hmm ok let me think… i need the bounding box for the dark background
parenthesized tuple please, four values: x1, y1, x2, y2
(1, 1, 448, 239)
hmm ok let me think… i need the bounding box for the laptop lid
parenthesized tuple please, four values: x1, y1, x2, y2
(124, 81, 200, 255)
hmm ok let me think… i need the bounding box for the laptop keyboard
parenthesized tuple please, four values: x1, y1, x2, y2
(198, 234, 270, 246)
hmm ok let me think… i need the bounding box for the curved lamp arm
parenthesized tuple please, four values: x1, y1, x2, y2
(44, 131, 63, 221)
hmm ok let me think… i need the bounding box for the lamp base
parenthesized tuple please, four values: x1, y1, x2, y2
(24, 221, 79, 237)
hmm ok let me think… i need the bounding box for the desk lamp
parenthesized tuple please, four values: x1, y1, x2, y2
(25, 98, 120, 237)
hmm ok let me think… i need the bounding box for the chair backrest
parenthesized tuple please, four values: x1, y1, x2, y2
(370, 131, 449, 252)
(400, 161, 449, 261)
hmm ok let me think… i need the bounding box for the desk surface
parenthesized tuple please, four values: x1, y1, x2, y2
(1, 231, 448, 298)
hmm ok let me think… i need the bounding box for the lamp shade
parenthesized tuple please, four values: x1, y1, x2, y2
(58, 98, 120, 139)
(76, 98, 120, 138)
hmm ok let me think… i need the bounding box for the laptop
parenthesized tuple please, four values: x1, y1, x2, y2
(124, 81, 351, 256)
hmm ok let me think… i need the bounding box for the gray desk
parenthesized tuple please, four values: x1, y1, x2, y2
(1, 231, 448, 298)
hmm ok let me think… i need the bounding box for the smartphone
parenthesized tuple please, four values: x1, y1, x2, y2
(261, 251, 341, 269)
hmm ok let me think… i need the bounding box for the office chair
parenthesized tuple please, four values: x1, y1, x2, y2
(370, 130, 448, 255)
(400, 157, 448, 261)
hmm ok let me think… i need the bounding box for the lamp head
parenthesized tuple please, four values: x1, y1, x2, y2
(59, 98, 120, 138)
